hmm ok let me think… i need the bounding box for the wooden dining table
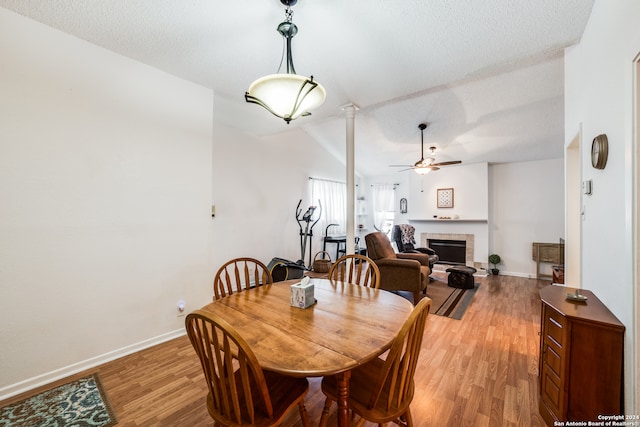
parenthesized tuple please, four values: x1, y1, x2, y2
(200, 277, 414, 426)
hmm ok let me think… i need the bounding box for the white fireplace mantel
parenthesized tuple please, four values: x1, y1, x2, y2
(409, 219, 487, 223)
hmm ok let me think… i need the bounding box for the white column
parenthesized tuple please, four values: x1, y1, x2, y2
(342, 103, 359, 255)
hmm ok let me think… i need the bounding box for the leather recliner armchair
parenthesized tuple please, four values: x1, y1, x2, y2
(364, 231, 431, 304)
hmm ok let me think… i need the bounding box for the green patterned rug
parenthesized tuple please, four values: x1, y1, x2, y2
(0, 374, 117, 427)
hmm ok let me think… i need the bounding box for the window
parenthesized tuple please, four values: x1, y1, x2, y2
(371, 184, 395, 235)
(310, 178, 347, 236)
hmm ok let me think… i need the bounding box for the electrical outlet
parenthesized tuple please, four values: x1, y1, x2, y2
(176, 300, 186, 317)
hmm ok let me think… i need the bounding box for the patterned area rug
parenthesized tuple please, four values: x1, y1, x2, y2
(0, 374, 117, 427)
(425, 275, 479, 319)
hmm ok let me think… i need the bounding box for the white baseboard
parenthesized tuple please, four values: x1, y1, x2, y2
(0, 328, 185, 401)
(493, 271, 541, 279)
(474, 270, 489, 278)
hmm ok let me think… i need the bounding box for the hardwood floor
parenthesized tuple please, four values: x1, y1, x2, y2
(1, 274, 549, 426)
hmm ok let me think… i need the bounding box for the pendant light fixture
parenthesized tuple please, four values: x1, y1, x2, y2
(245, 0, 326, 124)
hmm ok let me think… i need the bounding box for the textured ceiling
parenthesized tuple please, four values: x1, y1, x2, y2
(0, 0, 595, 176)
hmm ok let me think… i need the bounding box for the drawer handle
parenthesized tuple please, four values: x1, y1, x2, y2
(549, 317, 562, 328)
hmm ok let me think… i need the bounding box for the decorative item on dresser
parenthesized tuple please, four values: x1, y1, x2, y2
(538, 285, 625, 426)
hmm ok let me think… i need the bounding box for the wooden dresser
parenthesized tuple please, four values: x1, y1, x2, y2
(538, 286, 625, 425)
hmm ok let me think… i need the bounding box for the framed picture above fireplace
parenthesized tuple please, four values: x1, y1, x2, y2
(437, 188, 454, 208)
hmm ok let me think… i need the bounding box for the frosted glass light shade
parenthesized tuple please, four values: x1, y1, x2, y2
(245, 73, 326, 123)
(414, 166, 431, 175)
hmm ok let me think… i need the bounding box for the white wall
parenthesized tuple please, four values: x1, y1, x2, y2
(209, 119, 347, 269)
(564, 0, 639, 412)
(408, 163, 489, 221)
(0, 8, 214, 396)
(490, 159, 564, 277)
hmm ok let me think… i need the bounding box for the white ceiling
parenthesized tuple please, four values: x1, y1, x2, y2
(0, 0, 595, 177)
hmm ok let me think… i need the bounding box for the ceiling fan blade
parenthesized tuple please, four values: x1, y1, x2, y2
(396, 168, 414, 172)
(430, 160, 462, 167)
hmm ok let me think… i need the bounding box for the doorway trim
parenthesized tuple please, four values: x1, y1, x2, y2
(565, 129, 581, 286)
(632, 52, 640, 415)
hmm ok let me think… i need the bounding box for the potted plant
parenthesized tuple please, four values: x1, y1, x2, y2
(488, 254, 501, 275)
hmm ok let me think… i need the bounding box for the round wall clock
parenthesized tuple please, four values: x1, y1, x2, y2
(591, 134, 608, 169)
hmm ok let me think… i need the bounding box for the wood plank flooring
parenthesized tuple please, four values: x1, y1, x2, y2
(1, 273, 549, 426)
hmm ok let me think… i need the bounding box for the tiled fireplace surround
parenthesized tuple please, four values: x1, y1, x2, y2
(421, 233, 477, 271)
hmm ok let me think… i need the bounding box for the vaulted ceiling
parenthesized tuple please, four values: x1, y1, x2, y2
(0, 0, 595, 176)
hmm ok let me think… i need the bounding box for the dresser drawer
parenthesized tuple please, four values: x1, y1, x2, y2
(544, 306, 566, 348)
(543, 342, 563, 378)
(541, 364, 563, 415)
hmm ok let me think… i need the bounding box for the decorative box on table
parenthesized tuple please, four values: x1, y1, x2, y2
(290, 278, 315, 309)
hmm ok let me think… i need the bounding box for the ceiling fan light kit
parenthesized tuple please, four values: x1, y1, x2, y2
(245, 0, 326, 123)
(414, 165, 431, 175)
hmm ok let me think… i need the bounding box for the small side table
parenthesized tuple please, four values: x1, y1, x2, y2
(551, 265, 564, 284)
(323, 235, 346, 261)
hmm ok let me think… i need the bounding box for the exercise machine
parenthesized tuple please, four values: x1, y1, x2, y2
(296, 199, 321, 268)
(267, 199, 321, 282)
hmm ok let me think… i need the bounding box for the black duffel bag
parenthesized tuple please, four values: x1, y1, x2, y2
(267, 257, 306, 282)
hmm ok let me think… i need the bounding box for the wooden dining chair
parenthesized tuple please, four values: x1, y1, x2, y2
(327, 254, 381, 288)
(213, 257, 273, 300)
(318, 297, 431, 427)
(186, 309, 311, 427)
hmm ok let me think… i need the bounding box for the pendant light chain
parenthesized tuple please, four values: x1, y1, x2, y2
(285, 5, 293, 22)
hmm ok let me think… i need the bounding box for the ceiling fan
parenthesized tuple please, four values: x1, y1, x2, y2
(389, 123, 462, 174)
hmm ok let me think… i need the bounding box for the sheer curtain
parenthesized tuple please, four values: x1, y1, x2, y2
(372, 184, 395, 235)
(310, 178, 347, 237)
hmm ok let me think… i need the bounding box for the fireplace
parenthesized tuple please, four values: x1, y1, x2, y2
(428, 239, 466, 265)
(422, 233, 475, 267)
